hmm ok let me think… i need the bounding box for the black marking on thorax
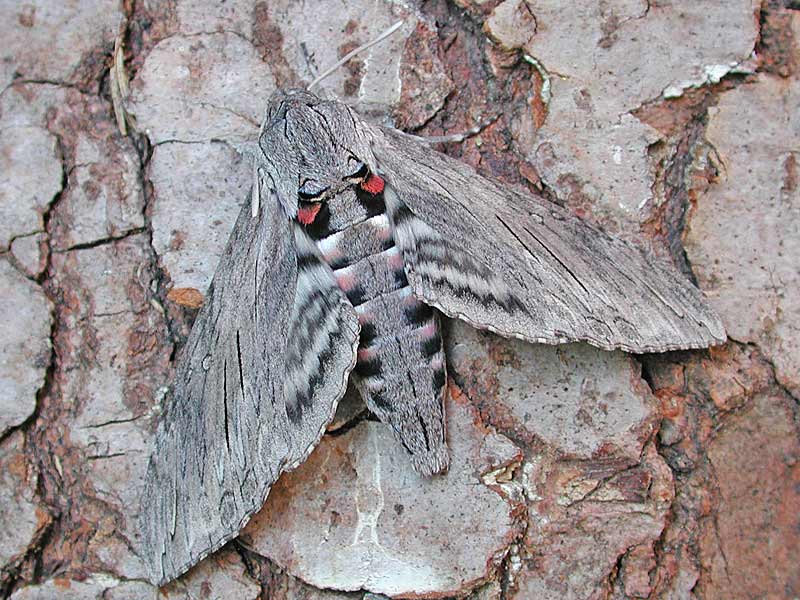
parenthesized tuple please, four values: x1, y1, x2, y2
(303, 187, 385, 240)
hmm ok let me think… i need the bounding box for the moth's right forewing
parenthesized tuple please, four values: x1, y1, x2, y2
(140, 194, 358, 586)
(370, 125, 725, 353)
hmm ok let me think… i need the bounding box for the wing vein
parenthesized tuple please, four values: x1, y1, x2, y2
(223, 358, 231, 454)
(522, 225, 591, 299)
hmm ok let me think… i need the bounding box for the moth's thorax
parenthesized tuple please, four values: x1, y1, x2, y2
(299, 183, 446, 431)
(258, 89, 378, 213)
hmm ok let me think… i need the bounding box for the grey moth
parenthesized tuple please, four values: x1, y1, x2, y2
(140, 88, 726, 585)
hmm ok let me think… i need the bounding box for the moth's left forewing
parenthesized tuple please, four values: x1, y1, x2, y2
(367, 124, 725, 353)
(141, 202, 295, 584)
(140, 191, 359, 585)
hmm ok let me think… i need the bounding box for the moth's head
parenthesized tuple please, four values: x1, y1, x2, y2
(258, 89, 377, 215)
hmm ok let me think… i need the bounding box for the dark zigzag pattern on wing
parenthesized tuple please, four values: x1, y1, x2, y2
(407, 237, 531, 316)
(392, 203, 533, 315)
(285, 252, 339, 366)
(285, 322, 343, 423)
(284, 289, 330, 364)
(284, 250, 349, 423)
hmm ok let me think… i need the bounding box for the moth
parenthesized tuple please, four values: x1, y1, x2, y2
(140, 85, 725, 584)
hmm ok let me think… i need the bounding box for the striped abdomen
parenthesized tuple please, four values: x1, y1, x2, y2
(299, 181, 448, 473)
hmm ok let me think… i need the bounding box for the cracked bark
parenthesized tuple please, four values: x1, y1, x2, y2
(2, 0, 798, 599)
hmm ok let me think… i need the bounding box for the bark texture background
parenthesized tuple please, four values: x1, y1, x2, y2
(0, 1, 798, 598)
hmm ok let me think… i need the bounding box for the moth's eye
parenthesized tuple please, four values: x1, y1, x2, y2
(345, 157, 368, 180)
(298, 179, 328, 200)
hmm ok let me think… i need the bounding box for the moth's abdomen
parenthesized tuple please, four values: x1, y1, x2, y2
(303, 185, 444, 378)
(301, 182, 448, 474)
(354, 288, 445, 397)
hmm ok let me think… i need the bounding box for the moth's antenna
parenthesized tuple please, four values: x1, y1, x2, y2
(409, 114, 502, 144)
(307, 20, 404, 91)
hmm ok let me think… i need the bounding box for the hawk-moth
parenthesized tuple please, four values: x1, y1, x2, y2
(140, 88, 725, 585)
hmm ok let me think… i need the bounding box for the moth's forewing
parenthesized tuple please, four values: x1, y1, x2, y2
(141, 185, 358, 585)
(371, 125, 725, 353)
